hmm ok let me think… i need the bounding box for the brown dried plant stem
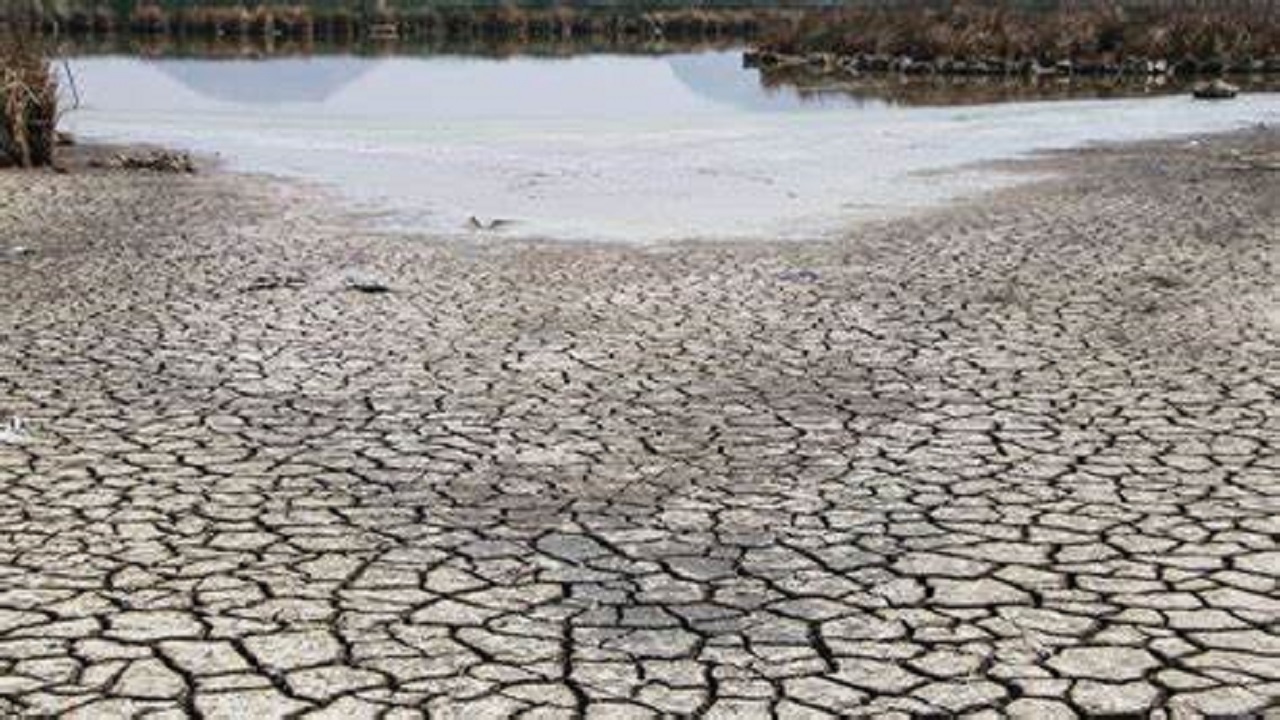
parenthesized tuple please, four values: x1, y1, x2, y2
(0, 35, 57, 168)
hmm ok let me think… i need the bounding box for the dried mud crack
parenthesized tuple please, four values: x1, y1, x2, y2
(0, 129, 1277, 718)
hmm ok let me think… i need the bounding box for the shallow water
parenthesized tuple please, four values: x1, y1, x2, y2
(64, 51, 1280, 243)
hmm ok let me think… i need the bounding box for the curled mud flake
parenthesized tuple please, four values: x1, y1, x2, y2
(343, 275, 392, 294)
(244, 274, 306, 293)
(468, 216, 516, 231)
(0, 417, 30, 444)
(778, 269, 820, 284)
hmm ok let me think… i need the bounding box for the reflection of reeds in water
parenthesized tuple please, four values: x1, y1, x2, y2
(1, 35, 57, 168)
(59, 30, 743, 60)
(130, 3, 324, 39)
(36, 4, 799, 45)
(761, 1, 1279, 69)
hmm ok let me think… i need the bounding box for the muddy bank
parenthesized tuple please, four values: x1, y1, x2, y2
(745, 47, 1280, 79)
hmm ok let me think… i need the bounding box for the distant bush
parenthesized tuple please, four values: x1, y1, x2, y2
(760, 1, 1280, 67)
(1, 34, 57, 168)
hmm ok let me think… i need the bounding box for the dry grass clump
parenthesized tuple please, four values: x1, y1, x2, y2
(762, 1, 1280, 67)
(1, 34, 57, 168)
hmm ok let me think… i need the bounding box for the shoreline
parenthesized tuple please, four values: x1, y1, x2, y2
(0, 127, 1277, 716)
(58, 119, 1278, 250)
(57, 50, 1280, 246)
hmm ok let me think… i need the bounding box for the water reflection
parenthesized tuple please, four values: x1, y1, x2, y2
(63, 34, 1280, 109)
(156, 60, 375, 104)
(76, 50, 863, 117)
(59, 33, 742, 61)
(112, 54, 758, 118)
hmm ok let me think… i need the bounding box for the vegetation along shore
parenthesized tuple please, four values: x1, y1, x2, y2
(747, 1, 1280, 78)
(6, 0, 1278, 75)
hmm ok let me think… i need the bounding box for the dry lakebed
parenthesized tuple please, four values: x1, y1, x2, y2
(0, 128, 1277, 717)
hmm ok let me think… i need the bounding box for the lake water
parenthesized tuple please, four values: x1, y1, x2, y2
(63, 51, 1280, 243)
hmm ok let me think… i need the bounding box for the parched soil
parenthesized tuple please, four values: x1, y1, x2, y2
(0, 129, 1276, 718)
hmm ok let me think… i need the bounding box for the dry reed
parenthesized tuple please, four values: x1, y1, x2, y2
(0, 34, 57, 168)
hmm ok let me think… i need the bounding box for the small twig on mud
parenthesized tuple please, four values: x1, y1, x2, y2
(59, 58, 80, 113)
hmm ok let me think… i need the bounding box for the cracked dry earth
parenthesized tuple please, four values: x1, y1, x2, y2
(0, 128, 1278, 720)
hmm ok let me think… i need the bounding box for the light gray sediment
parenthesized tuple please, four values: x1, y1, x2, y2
(0, 129, 1276, 717)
